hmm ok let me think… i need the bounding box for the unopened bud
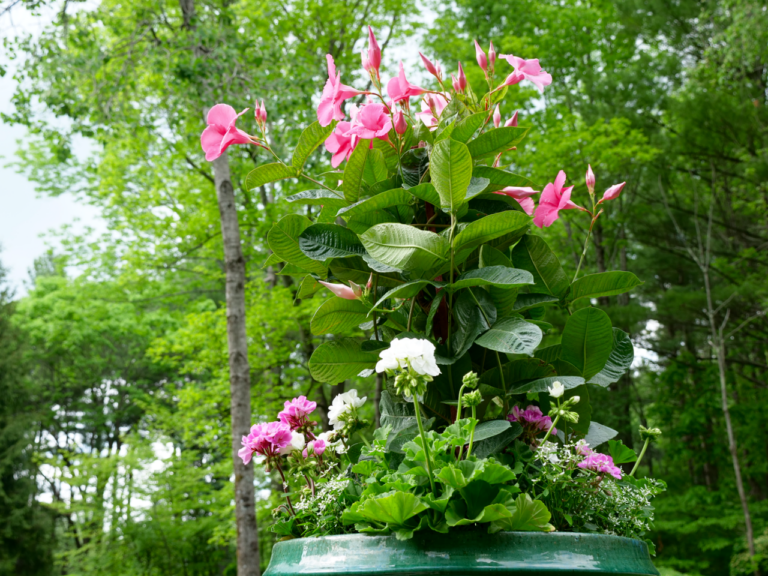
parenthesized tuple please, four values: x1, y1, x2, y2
(586, 164, 595, 195)
(493, 104, 501, 128)
(488, 41, 496, 70)
(260, 100, 267, 123)
(473, 39, 488, 73)
(504, 110, 518, 127)
(462, 390, 482, 408)
(457, 62, 467, 90)
(361, 49, 372, 73)
(640, 426, 662, 441)
(393, 110, 407, 135)
(462, 371, 480, 390)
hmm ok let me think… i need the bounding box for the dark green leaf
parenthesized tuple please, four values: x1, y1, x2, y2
(338, 188, 414, 220)
(310, 297, 370, 335)
(467, 127, 530, 159)
(512, 235, 570, 298)
(588, 329, 634, 387)
(267, 214, 327, 275)
(360, 223, 449, 271)
(342, 139, 371, 202)
(561, 307, 614, 380)
(431, 138, 473, 213)
(308, 338, 379, 382)
(292, 121, 335, 170)
(571, 271, 643, 302)
(448, 266, 534, 291)
(475, 317, 542, 355)
(298, 223, 365, 261)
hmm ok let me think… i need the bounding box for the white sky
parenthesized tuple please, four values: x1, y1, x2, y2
(0, 4, 103, 294)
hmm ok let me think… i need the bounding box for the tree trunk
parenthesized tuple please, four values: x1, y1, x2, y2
(212, 152, 261, 576)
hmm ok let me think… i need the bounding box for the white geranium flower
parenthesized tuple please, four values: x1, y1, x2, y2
(548, 380, 565, 398)
(375, 337, 440, 377)
(279, 431, 306, 455)
(328, 389, 367, 430)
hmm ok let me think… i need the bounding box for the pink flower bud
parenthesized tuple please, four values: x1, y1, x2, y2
(493, 104, 501, 128)
(474, 39, 488, 72)
(504, 72, 523, 86)
(419, 52, 439, 79)
(361, 49, 371, 73)
(451, 75, 461, 92)
(436, 62, 442, 80)
(488, 41, 496, 69)
(367, 26, 381, 72)
(366, 273, 373, 291)
(458, 62, 467, 91)
(504, 110, 519, 127)
(349, 280, 363, 299)
(319, 281, 358, 300)
(597, 182, 626, 205)
(586, 164, 596, 194)
(260, 100, 267, 123)
(393, 110, 408, 135)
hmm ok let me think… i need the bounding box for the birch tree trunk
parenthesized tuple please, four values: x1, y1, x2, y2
(212, 152, 261, 576)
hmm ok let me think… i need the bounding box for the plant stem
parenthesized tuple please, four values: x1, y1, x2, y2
(412, 395, 437, 497)
(407, 297, 417, 331)
(572, 220, 594, 283)
(373, 273, 380, 341)
(629, 438, 650, 477)
(447, 214, 457, 353)
(275, 462, 296, 516)
(301, 173, 339, 193)
(466, 406, 478, 458)
(523, 410, 562, 477)
(456, 383, 468, 460)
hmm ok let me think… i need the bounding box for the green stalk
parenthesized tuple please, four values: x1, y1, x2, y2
(407, 297, 417, 332)
(413, 395, 437, 496)
(629, 439, 650, 477)
(466, 406, 478, 458)
(455, 383, 468, 460)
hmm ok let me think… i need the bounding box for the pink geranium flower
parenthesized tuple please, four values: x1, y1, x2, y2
(533, 170, 584, 228)
(278, 396, 317, 430)
(387, 61, 427, 103)
(493, 186, 538, 216)
(200, 104, 254, 162)
(499, 55, 553, 93)
(319, 280, 362, 300)
(324, 121, 359, 167)
(238, 421, 293, 464)
(344, 103, 392, 140)
(303, 438, 327, 459)
(578, 452, 623, 480)
(508, 405, 557, 436)
(415, 94, 448, 130)
(317, 55, 365, 127)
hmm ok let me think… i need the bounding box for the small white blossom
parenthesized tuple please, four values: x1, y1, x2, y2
(328, 389, 367, 430)
(279, 431, 306, 455)
(548, 380, 564, 398)
(375, 338, 440, 377)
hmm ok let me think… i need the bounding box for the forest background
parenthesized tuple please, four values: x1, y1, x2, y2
(0, 0, 766, 575)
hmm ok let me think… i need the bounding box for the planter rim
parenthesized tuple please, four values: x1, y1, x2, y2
(264, 531, 659, 576)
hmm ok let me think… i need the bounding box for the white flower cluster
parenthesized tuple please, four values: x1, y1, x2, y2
(328, 389, 367, 431)
(375, 338, 440, 376)
(292, 474, 351, 533)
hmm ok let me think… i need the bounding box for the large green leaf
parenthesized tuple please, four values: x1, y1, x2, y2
(448, 266, 533, 291)
(490, 494, 554, 533)
(571, 271, 643, 302)
(245, 162, 298, 190)
(473, 166, 538, 191)
(360, 223, 449, 271)
(478, 245, 518, 316)
(475, 317, 542, 355)
(292, 121, 335, 170)
(512, 293, 560, 313)
(431, 138, 473, 213)
(466, 127, 530, 159)
(298, 223, 365, 261)
(471, 420, 512, 443)
(588, 329, 634, 387)
(472, 423, 523, 458)
(561, 307, 614, 380)
(465, 177, 491, 201)
(297, 275, 323, 299)
(400, 148, 430, 188)
(328, 256, 405, 288)
(342, 139, 371, 202)
(358, 492, 428, 527)
(406, 182, 441, 206)
(363, 148, 388, 185)
(583, 422, 619, 448)
(346, 210, 398, 235)
(452, 289, 496, 357)
(310, 297, 370, 335)
(338, 188, 413, 220)
(512, 235, 569, 298)
(373, 138, 400, 171)
(267, 214, 327, 275)
(608, 440, 637, 465)
(371, 279, 444, 311)
(286, 189, 348, 208)
(452, 112, 486, 143)
(308, 338, 379, 382)
(453, 211, 531, 259)
(508, 376, 585, 395)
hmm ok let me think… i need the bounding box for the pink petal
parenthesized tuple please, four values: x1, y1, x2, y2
(319, 281, 358, 300)
(207, 104, 238, 127)
(317, 98, 336, 127)
(499, 186, 538, 199)
(326, 54, 336, 79)
(387, 76, 405, 102)
(554, 170, 567, 193)
(237, 445, 253, 465)
(201, 125, 225, 161)
(515, 197, 535, 215)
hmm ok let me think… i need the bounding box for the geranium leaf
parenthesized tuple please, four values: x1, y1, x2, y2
(608, 439, 638, 464)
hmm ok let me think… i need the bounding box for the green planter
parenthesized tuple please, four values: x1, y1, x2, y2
(264, 532, 659, 576)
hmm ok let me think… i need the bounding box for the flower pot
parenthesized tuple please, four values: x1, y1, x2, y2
(264, 531, 659, 576)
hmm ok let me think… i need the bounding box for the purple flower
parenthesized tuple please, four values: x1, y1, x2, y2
(578, 453, 623, 480)
(238, 421, 293, 464)
(278, 396, 317, 430)
(508, 405, 557, 436)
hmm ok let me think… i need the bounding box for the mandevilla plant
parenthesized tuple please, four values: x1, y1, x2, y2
(204, 28, 665, 549)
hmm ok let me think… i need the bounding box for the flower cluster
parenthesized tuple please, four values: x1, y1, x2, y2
(238, 421, 303, 465)
(577, 448, 623, 480)
(508, 405, 556, 445)
(328, 389, 367, 433)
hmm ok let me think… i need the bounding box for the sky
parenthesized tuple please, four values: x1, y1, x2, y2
(0, 4, 103, 294)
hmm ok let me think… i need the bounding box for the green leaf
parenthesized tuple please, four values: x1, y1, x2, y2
(371, 279, 443, 311)
(245, 162, 298, 190)
(583, 422, 619, 448)
(471, 420, 512, 443)
(512, 293, 560, 313)
(446, 501, 513, 527)
(360, 223, 449, 271)
(310, 297, 370, 335)
(342, 139, 371, 202)
(453, 211, 531, 260)
(267, 214, 327, 275)
(478, 245, 519, 316)
(406, 182, 441, 206)
(561, 307, 614, 380)
(431, 138, 473, 213)
(608, 439, 638, 465)
(370, 175, 403, 194)
(466, 127, 530, 159)
(473, 166, 538, 191)
(512, 235, 569, 298)
(297, 275, 322, 299)
(472, 423, 523, 458)
(292, 121, 335, 170)
(328, 256, 405, 288)
(465, 177, 490, 201)
(286, 189, 348, 209)
(373, 138, 400, 172)
(588, 329, 634, 387)
(449, 266, 533, 291)
(452, 289, 496, 357)
(358, 492, 428, 527)
(490, 494, 554, 532)
(452, 112, 486, 143)
(338, 188, 413, 220)
(400, 148, 430, 188)
(571, 271, 643, 302)
(363, 148, 388, 185)
(508, 376, 585, 395)
(261, 253, 284, 268)
(425, 291, 445, 337)
(475, 317, 542, 355)
(298, 223, 365, 261)
(346, 210, 398, 235)
(434, 120, 456, 143)
(308, 338, 379, 382)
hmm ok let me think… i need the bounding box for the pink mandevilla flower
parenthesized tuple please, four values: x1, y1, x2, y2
(488, 41, 497, 69)
(533, 170, 584, 229)
(387, 61, 427, 103)
(499, 55, 553, 93)
(278, 396, 317, 430)
(393, 110, 408, 135)
(419, 52, 440, 80)
(585, 164, 596, 194)
(597, 182, 626, 205)
(578, 452, 623, 480)
(474, 39, 488, 72)
(415, 93, 448, 130)
(324, 121, 359, 167)
(200, 104, 253, 162)
(238, 421, 293, 464)
(493, 186, 538, 216)
(457, 62, 468, 91)
(505, 110, 519, 127)
(367, 26, 381, 74)
(317, 55, 365, 127)
(318, 280, 362, 300)
(345, 103, 392, 140)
